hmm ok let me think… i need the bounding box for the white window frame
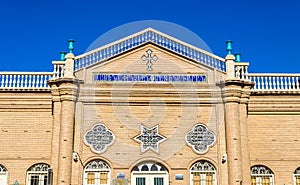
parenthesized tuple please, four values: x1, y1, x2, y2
(250, 165, 274, 185)
(294, 174, 300, 185)
(251, 174, 274, 185)
(0, 171, 8, 185)
(26, 163, 49, 185)
(0, 165, 8, 185)
(26, 172, 48, 185)
(131, 172, 168, 185)
(83, 160, 111, 185)
(189, 160, 217, 185)
(131, 163, 168, 185)
(293, 167, 300, 185)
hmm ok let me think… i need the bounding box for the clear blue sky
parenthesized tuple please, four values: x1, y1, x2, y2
(0, 0, 299, 73)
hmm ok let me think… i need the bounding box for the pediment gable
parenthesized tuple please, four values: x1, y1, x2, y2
(74, 28, 226, 84)
(77, 43, 224, 84)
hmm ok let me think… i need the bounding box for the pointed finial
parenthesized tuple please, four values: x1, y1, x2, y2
(60, 51, 67, 61)
(14, 181, 19, 185)
(226, 40, 233, 55)
(68, 39, 75, 54)
(235, 53, 241, 62)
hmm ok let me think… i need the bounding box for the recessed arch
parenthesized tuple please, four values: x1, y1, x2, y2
(129, 157, 171, 173)
(26, 163, 50, 185)
(188, 157, 218, 171)
(83, 159, 111, 185)
(83, 156, 113, 169)
(251, 165, 274, 185)
(0, 164, 7, 172)
(131, 161, 169, 185)
(189, 160, 217, 185)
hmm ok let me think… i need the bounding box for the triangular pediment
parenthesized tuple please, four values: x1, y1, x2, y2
(74, 28, 226, 84)
(77, 43, 223, 84)
(74, 28, 225, 71)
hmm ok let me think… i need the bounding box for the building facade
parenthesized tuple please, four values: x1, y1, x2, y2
(0, 26, 300, 185)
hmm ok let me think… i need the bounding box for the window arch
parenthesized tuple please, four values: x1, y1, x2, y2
(190, 160, 216, 185)
(294, 167, 300, 185)
(132, 162, 167, 172)
(0, 164, 8, 185)
(131, 162, 168, 185)
(26, 163, 50, 185)
(251, 165, 274, 185)
(83, 160, 111, 185)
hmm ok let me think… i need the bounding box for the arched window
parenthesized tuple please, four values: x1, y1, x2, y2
(0, 164, 8, 185)
(83, 160, 111, 185)
(26, 163, 50, 185)
(131, 162, 168, 185)
(190, 160, 217, 185)
(251, 165, 274, 185)
(294, 167, 300, 185)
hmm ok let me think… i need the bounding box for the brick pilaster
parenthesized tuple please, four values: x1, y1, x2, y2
(222, 79, 243, 185)
(48, 78, 79, 185)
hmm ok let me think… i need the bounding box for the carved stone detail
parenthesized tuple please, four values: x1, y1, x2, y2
(185, 123, 216, 154)
(141, 49, 158, 71)
(84, 123, 115, 154)
(134, 125, 166, 153)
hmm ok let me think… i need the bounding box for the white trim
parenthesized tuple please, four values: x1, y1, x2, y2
(189, 172, 217, 185)
(26, 172, 48, 185)
(83, 160, 111, 185)
(131, 173, 168, 185)
(251, 174, 274, 185)
(189, 160, 217, 185)
(0, 172, 8, 185)
(131, 162, 169, 185)
(293, 174, 300, 185)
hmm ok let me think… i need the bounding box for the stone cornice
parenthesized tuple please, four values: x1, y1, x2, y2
(240, 81, 255, 104)
(48, 78, 80, 102)
(221, 79, 243, 103)
(221, 79, 254, 104)
(58, 86, 78, 102)
(49, 83, 60, 102)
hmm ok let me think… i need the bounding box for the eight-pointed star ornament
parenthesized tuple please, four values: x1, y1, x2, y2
(134, 125, 166, 153)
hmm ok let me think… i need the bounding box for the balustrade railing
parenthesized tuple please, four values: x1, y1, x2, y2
(0, 72, 53, 90)
(0, 71, 299, 92)
(235, 62, 249, 80)
(249, 74, 300, 91)
(74, 28, 226, 72)
(52, 61, 65, 79)
(234, 63, 300, 92)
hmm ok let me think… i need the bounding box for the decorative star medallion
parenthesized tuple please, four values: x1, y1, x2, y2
(134, 125, 166, 153)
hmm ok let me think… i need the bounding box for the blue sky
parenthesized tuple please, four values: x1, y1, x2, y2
(0, 0, 299, 73)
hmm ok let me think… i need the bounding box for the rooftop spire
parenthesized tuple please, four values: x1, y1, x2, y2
(60, 51, 67, 61)
(235, 53, 241, 62)
(68, 39, 75, 54)
(226, 40, 233, 55)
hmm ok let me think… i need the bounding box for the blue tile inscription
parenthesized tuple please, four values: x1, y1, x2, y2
(93, 73, 207, 83)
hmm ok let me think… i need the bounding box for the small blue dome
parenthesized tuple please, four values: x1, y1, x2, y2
(86, 20, 212, 53)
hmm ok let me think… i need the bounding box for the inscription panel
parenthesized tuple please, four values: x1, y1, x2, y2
(93, 73, 207, 83)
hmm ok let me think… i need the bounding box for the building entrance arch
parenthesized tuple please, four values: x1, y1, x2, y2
(131, 162, 168, 185)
